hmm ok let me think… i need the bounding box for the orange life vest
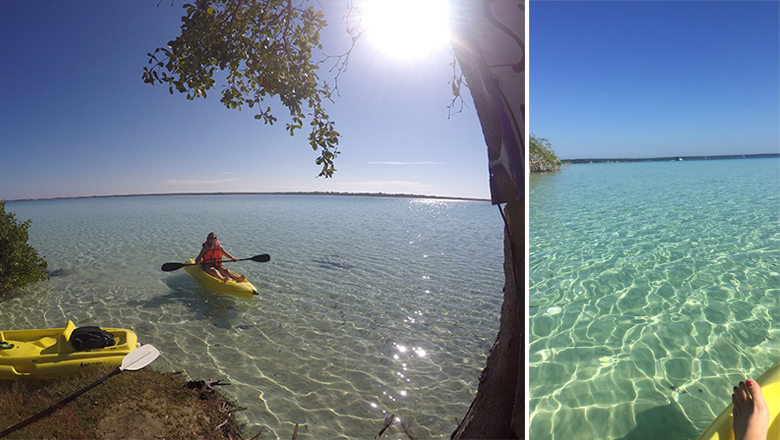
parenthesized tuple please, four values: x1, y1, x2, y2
(201, 240, 223, 267)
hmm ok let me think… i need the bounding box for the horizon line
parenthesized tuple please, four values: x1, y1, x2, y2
(561, 152, 779, 162)
(3, 191, 491, 203)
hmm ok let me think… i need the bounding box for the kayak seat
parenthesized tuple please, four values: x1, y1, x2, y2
(32, 337, 58, 349)
(58, 320, 78, 353)
(62, 320, 77, 341)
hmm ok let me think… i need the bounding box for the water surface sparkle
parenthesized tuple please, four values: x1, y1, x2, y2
(529, 159, 779, 440)
(4, 195, 504, 439)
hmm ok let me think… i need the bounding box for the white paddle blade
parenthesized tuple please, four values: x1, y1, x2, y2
(120, 344, 160, 371)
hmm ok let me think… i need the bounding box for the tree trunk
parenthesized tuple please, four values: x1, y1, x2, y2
(451, 201, 524, 439)
(448, 0, 525, 438)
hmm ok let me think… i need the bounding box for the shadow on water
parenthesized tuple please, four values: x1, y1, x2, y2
(126, 274, 245, 330)
(617, 402, 699, 440)
(312, 254, 355, 270)
(45, 268, 73, 277)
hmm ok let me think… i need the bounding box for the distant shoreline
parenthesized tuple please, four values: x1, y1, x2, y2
(563, 153, 779, 164)
(5, 191, 491, 203)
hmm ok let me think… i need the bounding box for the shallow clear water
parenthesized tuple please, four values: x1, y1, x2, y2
(529, 158, 780, 440)
(2, 195, 505, 439)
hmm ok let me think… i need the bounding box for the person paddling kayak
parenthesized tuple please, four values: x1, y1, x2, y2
(195, 232, 245, 282)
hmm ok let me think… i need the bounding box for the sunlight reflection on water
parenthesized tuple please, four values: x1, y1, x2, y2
(529, 159, 780, 440)
(4, 195, 504, 439)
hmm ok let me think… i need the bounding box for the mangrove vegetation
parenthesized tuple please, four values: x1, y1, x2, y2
(0, 201, 47, 296)
(529, 134, 562, 172)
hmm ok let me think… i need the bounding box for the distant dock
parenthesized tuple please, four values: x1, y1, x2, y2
(563, 153, 779, 164)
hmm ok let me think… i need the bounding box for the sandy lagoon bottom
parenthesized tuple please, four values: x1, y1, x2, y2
(528, 160, 779, 440)
(3, 195, 506, 439)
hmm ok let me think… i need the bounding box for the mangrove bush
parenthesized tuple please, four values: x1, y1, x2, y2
(0, 200, 47, 296)
(530, 133, 562, 172)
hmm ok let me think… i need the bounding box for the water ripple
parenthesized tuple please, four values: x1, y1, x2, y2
(4, 195, 504, 439)
(529, 160, 780, 440)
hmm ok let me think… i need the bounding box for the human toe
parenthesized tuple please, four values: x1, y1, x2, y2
(746, 380, 763, 401)
(746, 379, 769, 413)
(734, 382, 749, 404)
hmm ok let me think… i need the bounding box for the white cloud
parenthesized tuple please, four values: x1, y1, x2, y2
(163, 178, 241, 185)
(366, 161, 445, 165)
(337, 180, 433, 189)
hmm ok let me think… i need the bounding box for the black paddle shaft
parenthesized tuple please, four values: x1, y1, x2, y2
(160, 254, 271, 272)
(0, 368, 121, 438)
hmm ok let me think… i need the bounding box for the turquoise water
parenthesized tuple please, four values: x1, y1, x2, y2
(529, 158, 780, 440)
(2, 195, 505, 439)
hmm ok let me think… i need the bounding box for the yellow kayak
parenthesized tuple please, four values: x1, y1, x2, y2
(182, 259, 257, 299)
(697, 361, 780, 440)
(0, 321, 138, 380)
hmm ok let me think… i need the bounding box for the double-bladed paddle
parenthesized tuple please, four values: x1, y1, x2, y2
(160, 254, 271, 272)
(0, 344, 160, 439)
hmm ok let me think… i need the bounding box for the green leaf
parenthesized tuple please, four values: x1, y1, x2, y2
(0, 201, 48, 296)
(144, 0, 341, 177)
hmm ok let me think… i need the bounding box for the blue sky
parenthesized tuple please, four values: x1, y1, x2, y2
(531, 1, 780, 160)
(0, 1, 490, 200)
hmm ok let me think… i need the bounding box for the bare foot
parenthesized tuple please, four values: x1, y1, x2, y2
(732, 379, 769, 440)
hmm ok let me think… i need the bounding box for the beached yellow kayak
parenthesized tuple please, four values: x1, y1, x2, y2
(0, 320, 138, 380)
(182, 259, 257, 299)
(696, 361, 780, 440)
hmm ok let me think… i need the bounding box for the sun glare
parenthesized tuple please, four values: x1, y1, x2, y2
(362, 0, 450, 58)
